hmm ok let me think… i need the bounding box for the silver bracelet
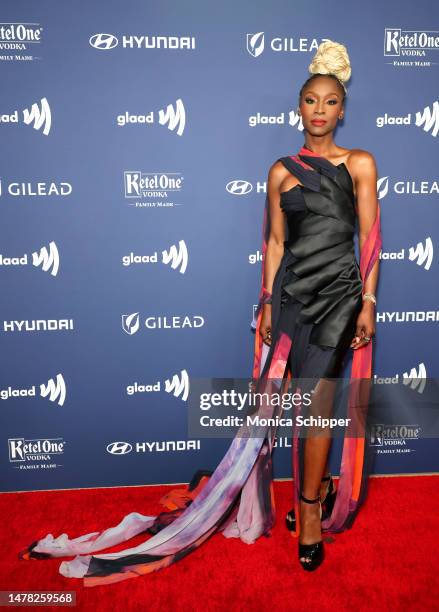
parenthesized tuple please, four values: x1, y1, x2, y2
(362, 292, 376, 305)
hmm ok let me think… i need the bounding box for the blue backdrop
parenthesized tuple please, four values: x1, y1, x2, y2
(1, 0, 438, 492)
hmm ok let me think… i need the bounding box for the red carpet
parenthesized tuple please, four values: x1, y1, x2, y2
(0, 475, 438, 611)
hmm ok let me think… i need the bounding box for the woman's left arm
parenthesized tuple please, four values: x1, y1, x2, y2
(349, 150, 381, 350)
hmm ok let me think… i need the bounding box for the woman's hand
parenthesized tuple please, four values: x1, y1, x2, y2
(351, 301, 375, 349)
(260, 304, 272, 346)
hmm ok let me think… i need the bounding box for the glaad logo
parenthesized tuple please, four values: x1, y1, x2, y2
(117, 99, 186, 136)
(162, 240, 188, 273)
(40, 373, 66, 406)
(165, 369, 190, 401)
(226, 180, 253, 195)
(0, 23, 43, 61)
(246, 32, 326, 57)
(289, 109, 304, 131)
(403, 363, 427, 394)
(122, 313, 205, 335)
(8, 437, 65, 468)
(0, 241, 60, 276)
(384, 28, 439, 62)
(0, 97, 51, 135)
(248, 109, 304, 131)
(122, 240, 188, 273)
(124, 170, 184, 208)
(374, 363, 427, 394)
(90, 33, 195, 50)
(1, 373, 66, 405)
(369, 424, 420, 451)
(249, 250, 263, 264)
(408, 238, 434, 270)
(376, 100, 439, 137)
(107, 440, 201, 454)
(127, 369, 190, 401)
(379, 237, 433, 270)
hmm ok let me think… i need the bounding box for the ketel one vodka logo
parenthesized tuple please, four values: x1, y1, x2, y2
(124, 170, 184, 208)
(384, 28, 439, 60)
(369, 424, 420, 448)
(122, 240, 188, 273)
(0, 97, 51, 135)
(117, 99, 186, 136)
(8, 437, 65, 463)
(127, 369, 190, 401)
(379, 237, 433, 270)
(376, 100, 439, 138)
(0, 241, 60, 276)
(1, 373, 66, 406)
(0, 23, 43, 61)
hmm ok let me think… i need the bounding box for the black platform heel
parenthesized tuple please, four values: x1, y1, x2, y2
(286, 473, 336, 532)
(298, 492, 324, 571)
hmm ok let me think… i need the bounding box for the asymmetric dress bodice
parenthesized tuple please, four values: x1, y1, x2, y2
(262, 151, 364, 378)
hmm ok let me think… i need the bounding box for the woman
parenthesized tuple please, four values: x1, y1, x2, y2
(19, 40, 382, 584)
(255, 39, 381, 570)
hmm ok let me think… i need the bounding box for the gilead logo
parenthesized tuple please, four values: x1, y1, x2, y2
(122, 313, 205, 335)
(246, 32, 326, 57)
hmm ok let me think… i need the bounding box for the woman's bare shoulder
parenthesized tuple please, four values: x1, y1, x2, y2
(267, 158, 288, 186)
(346, 148, 377, 169)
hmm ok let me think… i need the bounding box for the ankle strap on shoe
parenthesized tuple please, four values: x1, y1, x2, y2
(300, 492, 321, 504)
(321, 473, 332, 482)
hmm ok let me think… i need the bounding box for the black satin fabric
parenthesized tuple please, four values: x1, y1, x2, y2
(273, 153, 363, 351)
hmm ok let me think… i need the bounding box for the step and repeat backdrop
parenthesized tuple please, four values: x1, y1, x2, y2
(1, 1, 438, 492)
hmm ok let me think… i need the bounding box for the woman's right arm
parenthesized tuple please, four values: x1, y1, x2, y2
(260, 162, 286, 346)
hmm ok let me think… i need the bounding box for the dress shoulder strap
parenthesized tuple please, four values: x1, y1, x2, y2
(277, 156, 321, 192)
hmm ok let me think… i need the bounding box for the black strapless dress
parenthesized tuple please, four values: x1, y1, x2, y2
(259, 151, 364, 381)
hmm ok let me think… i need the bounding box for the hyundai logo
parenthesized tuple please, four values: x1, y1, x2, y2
(106, 441, 132, 455)
(89, 33, 119, 50)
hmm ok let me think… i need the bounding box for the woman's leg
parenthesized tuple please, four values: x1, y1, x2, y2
(299, 378, 337, 547)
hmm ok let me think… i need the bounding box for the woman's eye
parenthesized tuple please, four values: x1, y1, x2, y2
(328, 99, 338, 105)
(305, 98, 315, 104)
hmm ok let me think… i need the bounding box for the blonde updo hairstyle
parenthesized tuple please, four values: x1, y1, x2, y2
(299, 40, 351, 104)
